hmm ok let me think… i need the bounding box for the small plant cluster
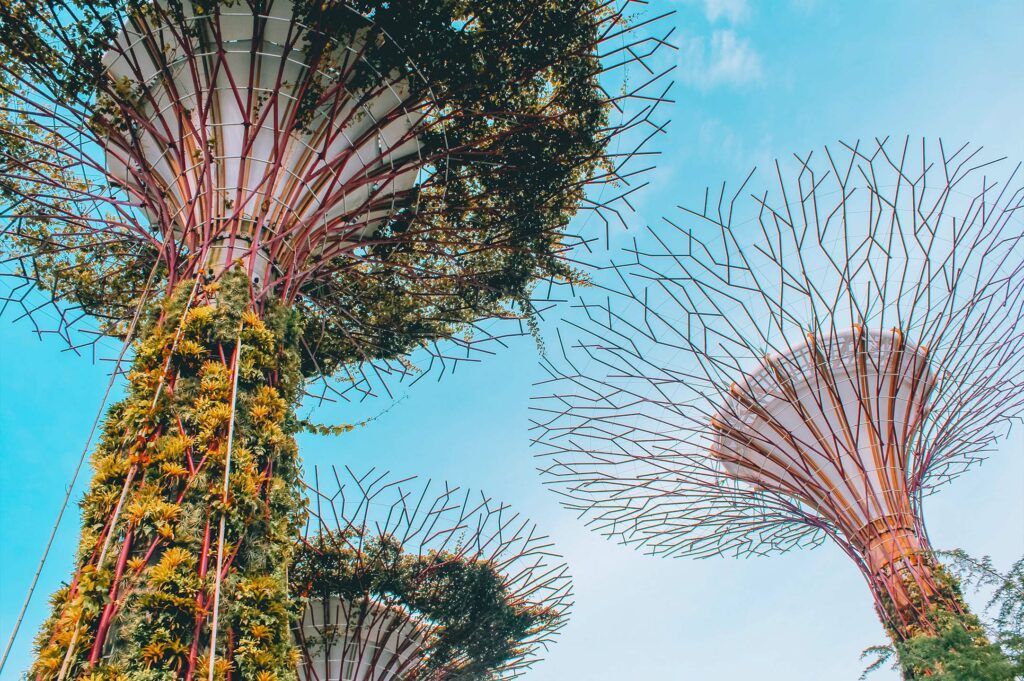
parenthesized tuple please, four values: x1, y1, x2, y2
(864, 557, 1017, 680)
(291, 531, 559, 679)
(33, 272, 307, 680)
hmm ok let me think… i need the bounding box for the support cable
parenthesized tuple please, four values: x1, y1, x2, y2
(208, 328, 244, 681)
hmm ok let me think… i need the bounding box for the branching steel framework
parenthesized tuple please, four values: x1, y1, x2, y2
(295, 467, 572, 680)
(0, 0, 675, 399)
(532, 138, 1024, 642)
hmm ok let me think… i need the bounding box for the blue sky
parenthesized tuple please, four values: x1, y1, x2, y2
(2, 1, 1024, 679)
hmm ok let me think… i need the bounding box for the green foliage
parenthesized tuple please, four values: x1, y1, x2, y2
(862, 555, 1021, 681)
(280, 0, 610, 375)
(0, 0, 132, 101)
(292, 531, 559, 678)
(939, 551, 1024, 678)
(296, 419, 359, 437)
(33, 273, 305, 679)
(895, 609, 1015, 680)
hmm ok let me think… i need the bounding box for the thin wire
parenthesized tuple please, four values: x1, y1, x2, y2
(208, 328, 243, 681)
(0, 262, 161, 676)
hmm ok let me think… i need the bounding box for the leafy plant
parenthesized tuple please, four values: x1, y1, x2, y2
(862, 552, 1024, 681)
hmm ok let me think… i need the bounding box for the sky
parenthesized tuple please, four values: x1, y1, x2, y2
(2, 1, 1024, 679)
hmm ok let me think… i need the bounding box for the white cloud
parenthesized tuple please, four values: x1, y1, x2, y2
(694, 116, 775, 171)
(682, 29, 764, 89)
(702, 0, 750, 24)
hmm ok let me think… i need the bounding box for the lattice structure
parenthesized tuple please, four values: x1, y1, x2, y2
(532, 138, 1024, 643)
(295, 467, 572, 680)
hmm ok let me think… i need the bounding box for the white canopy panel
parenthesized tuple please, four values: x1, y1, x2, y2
(296, 597, 424, 681)
(711, 326, 936, 536)
(101, 0, 422, 264)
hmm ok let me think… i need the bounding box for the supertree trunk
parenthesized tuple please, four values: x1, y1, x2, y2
(33, 271, 306, 680)
(864, 529, 947, 619)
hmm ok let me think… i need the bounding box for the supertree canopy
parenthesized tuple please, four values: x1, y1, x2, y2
(293, 468, 571, 680)
(0, 0, 672, 377)
(0, 1, 672, 678)
(532, 138, 1024, 678)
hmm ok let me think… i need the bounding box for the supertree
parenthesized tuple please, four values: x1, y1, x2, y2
(292, 467, 571, 681)
(531, 138, 1024, 678)
(0, 1, 673, 678)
